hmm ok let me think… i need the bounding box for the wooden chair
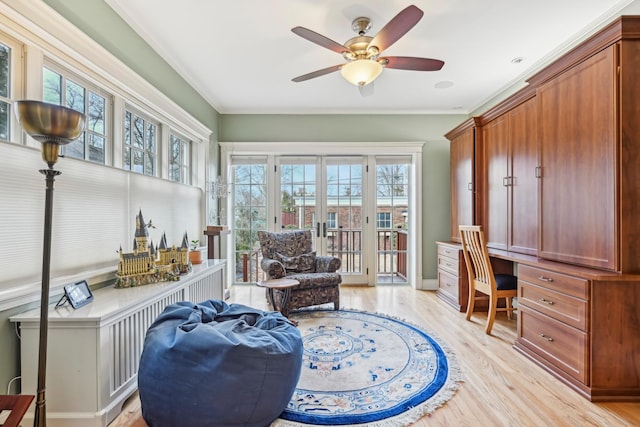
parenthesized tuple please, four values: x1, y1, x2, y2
(459, 225, 517, 334)
(0, 394, 34, 427)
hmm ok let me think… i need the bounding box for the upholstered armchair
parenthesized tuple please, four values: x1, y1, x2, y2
(257, 230, 341, 313)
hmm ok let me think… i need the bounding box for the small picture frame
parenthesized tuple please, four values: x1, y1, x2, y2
(55, 280, 94, 309)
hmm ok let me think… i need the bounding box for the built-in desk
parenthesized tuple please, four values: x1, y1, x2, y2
(10, 260, 226, 427)
(436, 241, 640, 401)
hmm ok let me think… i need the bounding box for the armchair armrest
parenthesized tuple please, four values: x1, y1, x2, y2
(261, 258, 286, 279)
(315, 255, 341, 273)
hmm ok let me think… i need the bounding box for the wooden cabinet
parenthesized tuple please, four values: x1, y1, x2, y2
(513, 261, 640, 400)
(481, 94, 538, 255)
(529, 17, 640, 273)
(536, 45, 616, 270)
(436, 242, 468, 311)
(445, 118, 481, 242)
(443, 16, 640, 401)
(516, 265, 589, 384)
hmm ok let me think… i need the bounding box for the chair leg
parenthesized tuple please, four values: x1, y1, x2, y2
(465, 288, 476, 321)
(505, 296, 513, 320)
(485, 293, 497, 335)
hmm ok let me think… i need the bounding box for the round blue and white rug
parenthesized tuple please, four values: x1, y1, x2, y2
(272, 309, 460, 427)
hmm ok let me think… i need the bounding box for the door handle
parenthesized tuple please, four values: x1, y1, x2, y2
(317, 222, 320, 237)
(323, 222, 327, 238)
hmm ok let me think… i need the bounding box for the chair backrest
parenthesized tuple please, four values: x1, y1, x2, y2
(257, 230, 313, 259)
(459, 225, 495, 288)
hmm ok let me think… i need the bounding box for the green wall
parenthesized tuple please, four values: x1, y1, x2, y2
(220, 114, 465, 282)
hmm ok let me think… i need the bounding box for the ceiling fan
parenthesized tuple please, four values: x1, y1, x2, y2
(291, 5, 444, 95)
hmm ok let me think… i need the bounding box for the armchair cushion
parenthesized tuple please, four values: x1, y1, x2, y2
(274, 251, 316, 273)
(315, 255, 341, 273)
(261, 258, 286, 279)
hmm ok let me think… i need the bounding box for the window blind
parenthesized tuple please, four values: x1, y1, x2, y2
(0, 141, 204, 306)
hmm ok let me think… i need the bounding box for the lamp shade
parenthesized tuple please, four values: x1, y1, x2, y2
(15, 100, 85, 166)
(340, 60, 383, 86)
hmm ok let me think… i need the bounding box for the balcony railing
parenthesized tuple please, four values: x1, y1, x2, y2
(234, 228, 407, 284)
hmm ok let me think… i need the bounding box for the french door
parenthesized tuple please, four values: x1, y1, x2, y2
(223, 142, 422, 288)
(277, 156, 368, 285)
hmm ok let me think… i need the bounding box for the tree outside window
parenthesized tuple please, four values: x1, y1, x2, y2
(42, 66, 108, 163)
(169, 134, 190, 184)
(123, 109, 156, 176)
(0, 42, 10, 141)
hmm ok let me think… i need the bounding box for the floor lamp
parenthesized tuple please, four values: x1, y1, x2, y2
(14, 100, 86, 427)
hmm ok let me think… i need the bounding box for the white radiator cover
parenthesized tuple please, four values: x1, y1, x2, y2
(10, 260, 226, 427)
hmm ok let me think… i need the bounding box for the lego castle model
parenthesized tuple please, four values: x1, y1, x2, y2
(115, 210, 191, 288)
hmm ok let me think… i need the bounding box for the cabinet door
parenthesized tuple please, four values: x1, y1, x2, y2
(482, 115, 509, 250)
(509, 98, 538, 255)
(538, 46, 617, 270)
(450, 128, 475, 242)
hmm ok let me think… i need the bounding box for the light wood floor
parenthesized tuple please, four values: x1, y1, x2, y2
(110, 285, 640, 427)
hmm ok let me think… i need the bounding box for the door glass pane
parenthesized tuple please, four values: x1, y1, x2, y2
(232, 162, 267, 283)
(376, 162, 409, 284)
(280, 161, 316, 230)
(327, 162, 362, 274)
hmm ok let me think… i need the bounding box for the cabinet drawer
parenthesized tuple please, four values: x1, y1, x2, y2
(518, 306, 588, 384)
(518, 265, 588, 299)
(438, 255, 459, 276)
(438, 245, 460, 260)
(438, 270, 459, 301)
(519, 281, 588, 331)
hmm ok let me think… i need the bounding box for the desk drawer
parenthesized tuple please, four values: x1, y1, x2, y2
(438, 255, 459, 276)
(438, 245, 460, 260)
(519, 281, 588, 331)
(518, 306, 588, 384)
(438, 269, 459, 301)
(518, 265, 588, 300)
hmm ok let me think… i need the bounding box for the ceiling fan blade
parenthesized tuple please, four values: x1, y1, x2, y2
(382, 56, 444, 71)
(368, 5, 424, 54)
(291, 26, 349, 55)
(292, 64, 343, 82)
(358, 82, 375, 97)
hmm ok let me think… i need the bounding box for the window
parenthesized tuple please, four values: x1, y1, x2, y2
(327, 212, 337, 229)
(169, 133, 190, 184)
(376, 212, 391, 229)
(0, 41, 11, 141)
(124, 108, 157, 176)
(42, 66, 109, 163)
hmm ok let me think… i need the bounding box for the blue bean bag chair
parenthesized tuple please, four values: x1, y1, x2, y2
(138, 299, 303, 427)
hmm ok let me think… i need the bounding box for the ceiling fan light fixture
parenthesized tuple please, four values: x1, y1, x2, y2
(341, 59, 383, 87)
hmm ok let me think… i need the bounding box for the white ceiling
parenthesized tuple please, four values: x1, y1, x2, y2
(106, 0, 631, 115)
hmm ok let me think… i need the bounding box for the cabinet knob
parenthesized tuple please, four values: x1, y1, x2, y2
(539, 298, 554, 305)
(467, 182, 473, 191)
(537, 276, 554, 282)
(539, 334, 554, 342)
